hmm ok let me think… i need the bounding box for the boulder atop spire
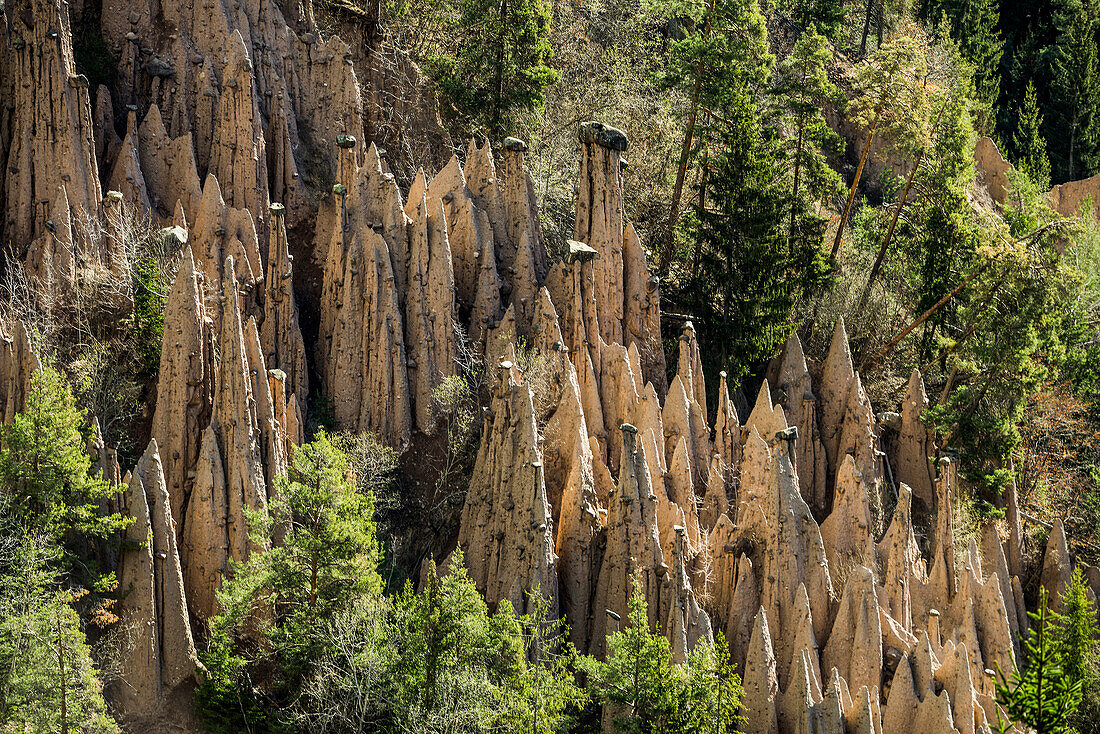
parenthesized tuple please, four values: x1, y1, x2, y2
(261, 203, 308, 406)
(574, 121, 627, 345)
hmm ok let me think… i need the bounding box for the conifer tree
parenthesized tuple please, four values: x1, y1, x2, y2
(995, 588, 1084, 733)
(682, 83, 812, 384)
(427, 0, 558, 138)
(1052, 567, 1100, 731)
(657, 0, 772, 276)
(580, 579, 743, 733)
(771, 24, 845, 239)
(832, 36, 928, 257)
(953, 0, 1005, 132)
(0, 367, 129, 565)
(1013, 80, 1052, 186)
(1048, 0, 1100, 181)
(0, 530, 119, 734)
(791, 0, 845, 37)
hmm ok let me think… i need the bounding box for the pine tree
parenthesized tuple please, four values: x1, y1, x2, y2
(217, 431, 382, 677)
(1048, 0, 1100, 181)
(656, 0, 772, 276)
(1013, 80, 1052, 186)
(771, 24, 845, 237)
(0, 367, 129, 561)
(682, 83, 813, 385)
(492, 590, 585, 734)
(197, 432, 384, 730)
(995, 588, 1084, 733)
(0, 531, 119, 734)
(580, 578, 743, 733)
(833, 36, 929, 257)
(581, 583, 681, 731)
(954, 0, 1005, 132)
(427, 0, 558, 138)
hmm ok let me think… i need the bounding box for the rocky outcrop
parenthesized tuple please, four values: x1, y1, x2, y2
(24, 186, 77, 300)
(137, 104, 203, 224)
(819, 456, 876, 576)
(151, 248, 214, 533)
(114, 441, 201, 719)
(318, 174, 412, 448)
(107, 109, 154, 216)
(590, 423, 667, 658)
(405, 188, 458, 433)
(974, 136, 1012, 205)
(1041, 519, 1072, 611)
(261, 203, 308, 405)
(574, 122, 627, 346)
(457, 366, 558, 617)
(190, 174, 264, 317)
(622, 223, 666, 396)
(207, 31, 269, 241)
(181, 257, 269, 620)
(742, 608, 780, 734)
(0, 322, 41, 423)
(499, 139, 549, 282)
(0, 5, 1039, 721)
(1, 0, 102, 252)
(775, 334, 827, 517)
(820, 317, 855, 477)
(1049, 173, 1100, 222)
(892, 369, 936, 512)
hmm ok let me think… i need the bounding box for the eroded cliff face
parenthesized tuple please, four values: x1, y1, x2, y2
(0, 0, 1075, 730)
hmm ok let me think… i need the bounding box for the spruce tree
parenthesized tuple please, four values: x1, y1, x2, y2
(427, 0, 558, 138)
(682, 83, 816, 384)
(1048, 0, 1100, 181)
(954, 0, 1005, 132)
(771, 24, 845, 236)
(656, 0, 772, 276)
(995, 588, 1084, 733)
(1053, 567, 1100, 731)
(1013, 80, 1052, 186)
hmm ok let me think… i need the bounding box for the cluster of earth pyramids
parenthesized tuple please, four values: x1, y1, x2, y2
(0, 0, 1083, 730)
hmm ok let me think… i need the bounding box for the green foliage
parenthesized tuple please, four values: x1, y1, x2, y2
(198, 432, 382, 730)
(770, 25, 845, 243)
(131, 254, 168, 382)
(656, 0, 772, 102)
(0, 367, 129, 571)
(1047, 0, 1100, 182)
(421, 0, 558, 137)
(1052, 567, 1100, 730)
(927, 0, 1004, 131)
(790, 0, 846, 37)
(995, 588, 1084, 733)
(212, 431, 381, 671)
(1013, 81, 1053, 187)
(0, 527, 119, 734)
(679, 80, 830, 386)
(386, 560, 582, 732)
(580, 579, 743, 733)
(849, 37, 932, 160)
